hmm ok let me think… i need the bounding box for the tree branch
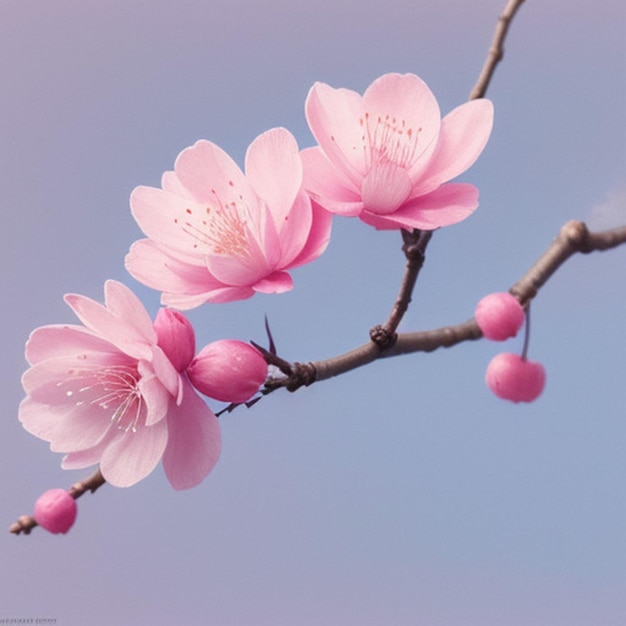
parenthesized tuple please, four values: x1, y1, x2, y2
(9, 469, 106, 535)
(469, 0, 526, 100)
(263, 221, 626, 391)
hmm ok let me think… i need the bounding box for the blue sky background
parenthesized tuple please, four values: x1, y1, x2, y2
(1, 1, 625, 624)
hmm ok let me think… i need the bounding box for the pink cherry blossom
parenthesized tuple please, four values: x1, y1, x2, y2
(475, 292, 525, 341)
(485, 352, 546, 403)
(19, 280, 221, 490)
(33, 489, 78, 534)
(301, 73, 494, 230)
(125, 127, 333, 309)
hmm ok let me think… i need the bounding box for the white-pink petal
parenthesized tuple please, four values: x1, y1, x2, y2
(246, 127, 303, 225)
(252, 271, 294, 294)
(24, 324, 118, 365)
(104, 280, 156, 345)
(99, 418, 169, 488)
(360, 183, 479, 230)
(285, 202, 333, 270)
(305, 82, 368, 186)
(363, 73, 442, 173)
(413, 99, 494, 196)
(64, 292, 153, 361)
(162, 378, 221, 490)
(300, 147, 364, 216)
(174, 139, 252, 206)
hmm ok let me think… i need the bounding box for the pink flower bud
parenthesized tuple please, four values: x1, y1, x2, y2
(153, 308, 196, 372)
(33, 489, 78, 534)
(475, 292, 525, 341)
(485, 352, 546, 403)
(187, 340, 268, 403)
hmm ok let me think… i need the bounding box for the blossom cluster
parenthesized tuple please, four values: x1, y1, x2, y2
(18, 72, 495, 529)
(20, 280, 267, 490)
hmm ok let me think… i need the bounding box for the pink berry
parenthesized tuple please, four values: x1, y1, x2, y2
(475, 292, 525, 341)
(33, 489, 78, 534)
(486, 352, 546, 403)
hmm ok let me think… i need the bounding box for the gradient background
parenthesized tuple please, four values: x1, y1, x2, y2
(1, 1, 625, 624)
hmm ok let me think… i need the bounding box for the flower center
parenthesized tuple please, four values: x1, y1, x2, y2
(174, 184, 252, 258)
(360, 112, 422, 172)
(61, 364, 144, 433)
(359, 113, 423, 214)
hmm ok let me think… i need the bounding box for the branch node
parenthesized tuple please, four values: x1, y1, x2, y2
(369, 325, 398, 350)
(287, 362, 317, 391)
(561, 219, 591, 252)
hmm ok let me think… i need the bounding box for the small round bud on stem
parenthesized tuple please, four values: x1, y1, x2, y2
(33, 489, 77, 534)
(475, 292, 525, 341)
(485, 352, 546, 403)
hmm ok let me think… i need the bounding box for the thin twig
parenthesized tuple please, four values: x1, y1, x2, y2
(370, 229, 434, 349)
(469, 0, 526, 100)
(9, 469, 106, 535)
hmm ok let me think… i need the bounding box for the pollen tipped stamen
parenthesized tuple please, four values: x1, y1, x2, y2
(58, 364, 144, 433)
(176, 190, 252, 258)
(360, 112, 422, 172)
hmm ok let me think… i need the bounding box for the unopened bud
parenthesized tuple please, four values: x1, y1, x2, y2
(485, 352, 546, 403)
(33, 489, 78, 534)
(475, 292, 525, 341)
(188, 340, 268, 403)
(153, 308, 196, 372)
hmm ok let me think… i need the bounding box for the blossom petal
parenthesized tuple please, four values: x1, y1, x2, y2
(25, 324, 118, 366)
(161, 170, 190, 197)
(21, 351, 130, 396)
(125, 239, 223, 309)
(305, 81, 367, 186)
(273, 190, 313, 266)
(162, 378, 221, 490)
(253, 271, 294, 294)
(64, 291, 153, 361)
(363, 73, 442, 177)
(413, 98, 494, 195)
(246, 127, 302, 225)
(359, 183, 479, 230)
(285, 200, 333, 270)
(165, 285, 255, 306)
(300, 147, 364, 216)
(104, 280, 156, 345)
(174, 139, 252, 206)
(99, 418, 169, 488)
(130, 185, 211, 258)
(361, 162, 412, 215)
(61, 439, 111, 470)
(138, 358, 178, 424)
(20, 392, 111, 454)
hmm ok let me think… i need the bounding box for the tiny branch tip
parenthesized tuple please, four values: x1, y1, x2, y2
(10, 469, 105, 536)
(470, 0, 526, 99)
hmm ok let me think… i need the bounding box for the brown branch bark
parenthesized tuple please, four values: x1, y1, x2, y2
(9, 469, 106, 535)
(263, 221, 626, 391)
(469, 0, 526, 100)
